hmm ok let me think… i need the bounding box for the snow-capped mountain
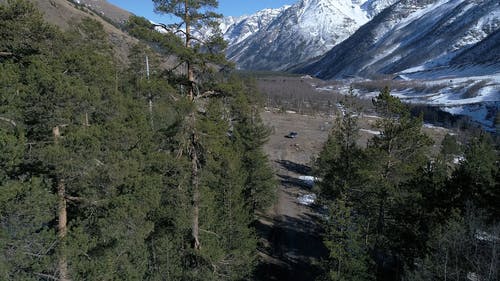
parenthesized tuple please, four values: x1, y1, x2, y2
(296, 0, 500, 131)
(221, 6, 290, 46)
(298, 0, 500, 79)
(223, 0, 397, 71)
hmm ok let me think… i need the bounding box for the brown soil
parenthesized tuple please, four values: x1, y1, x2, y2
(255, 112, 333, 281)
(255, 111, 452, 281)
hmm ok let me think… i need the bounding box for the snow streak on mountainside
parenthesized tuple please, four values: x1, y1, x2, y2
(295, 0, 500, 131)
(221, 6, 291, 46)
(222, 0, 397, 71)
(298, 0, 500, 79)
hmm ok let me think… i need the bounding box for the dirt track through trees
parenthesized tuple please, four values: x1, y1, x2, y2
(255, 111, 452, 280)
(255, 111, 332, 281)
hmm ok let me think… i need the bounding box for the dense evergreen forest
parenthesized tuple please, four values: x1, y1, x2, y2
(1, 0, 499, 281)
(315, 89, 499, 281)
(0, 0, 275, 280)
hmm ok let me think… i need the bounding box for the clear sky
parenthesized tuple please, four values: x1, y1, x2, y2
(107, 0, 296, 23)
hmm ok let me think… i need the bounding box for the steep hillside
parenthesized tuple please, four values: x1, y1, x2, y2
(73, 0, 131, 24)
(225, 0, 397, 71)
(451, 28, 500, 66)
(297, 0, 500, 79)
(2, 0, 137, 62)
(221, 6, 290, 46)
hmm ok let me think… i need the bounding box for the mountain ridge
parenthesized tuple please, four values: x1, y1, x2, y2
(297, 0, 500, 79)
(222, 0, 397, 71)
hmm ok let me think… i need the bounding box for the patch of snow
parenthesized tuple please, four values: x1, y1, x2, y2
(316, 85, 336, 92)
(475, 231, 499, 242)
(423, 123, 448, 131)
(442, 102, 499, 131)
(297, 193, 317, 206)
(453, 156, 465, 165)
(298, 176, 320, 187)
(360, 129, 381, 135)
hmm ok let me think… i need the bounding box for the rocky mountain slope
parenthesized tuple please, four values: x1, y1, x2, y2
(220, 6, 290, 46)
(1, 0, 137, 62)
(73, 0, 131, 24)
(297, 0, 500, 79)
(223, 0, 397, 71)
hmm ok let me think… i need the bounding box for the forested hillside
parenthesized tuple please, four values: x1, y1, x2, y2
(0, 0, 275, 280)
(1, 1, 499, 281)
(314, 89, 499, 281)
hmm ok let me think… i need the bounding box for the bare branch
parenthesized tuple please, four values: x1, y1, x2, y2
(168, 61, 185, 72)
(197, 90, 222, 99)
(0, 51, 14, 57)
(64, 195, 100, 206)
(34, 273, 58, 280)
(0, 116, 17, 127)
(150, 23, 208, 45)
(200, 228, 221, 238)
(23, 251, 44, 258)
(64, 195, 84, 202)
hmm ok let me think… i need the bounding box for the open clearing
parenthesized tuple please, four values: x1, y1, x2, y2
(255, 111, 452, 281)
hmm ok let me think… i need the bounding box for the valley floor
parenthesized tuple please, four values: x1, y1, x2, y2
(256, 112, 332, 281)
(255, 111, 452, 280)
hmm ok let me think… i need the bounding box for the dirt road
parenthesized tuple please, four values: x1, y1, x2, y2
(255, 111, 451, 281)
(255, 111, 333, 281)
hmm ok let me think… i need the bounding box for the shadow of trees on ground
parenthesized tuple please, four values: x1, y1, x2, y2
(275, 160, 312, 175)
(254, 213, 327, 281)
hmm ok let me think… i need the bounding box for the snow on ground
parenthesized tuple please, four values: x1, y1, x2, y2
(309, 63, 499, 131)
(423, 123, 449, 131)
(442, 103, 499, 131)
(453, 156, 465, 164)
(297, 193, 317, 206)
(298, 176, 320, 188)
(360, 129, 381, 135)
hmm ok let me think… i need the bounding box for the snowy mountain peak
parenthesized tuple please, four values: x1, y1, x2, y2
(221, 5, 290, 45)
(223, 0, 396, 70)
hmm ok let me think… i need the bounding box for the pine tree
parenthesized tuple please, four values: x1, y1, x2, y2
(363, 88, 432, 280)
(316, 90, 363, 201)
(152, 0, 226, 252)
(316, 90, 373, 281)
(450, 134, 499, 220)
(321, 198, 374, 281)
(230, 81, 276, 215)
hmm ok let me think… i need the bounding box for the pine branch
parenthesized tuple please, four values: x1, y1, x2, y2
(150, 23, 208, 45)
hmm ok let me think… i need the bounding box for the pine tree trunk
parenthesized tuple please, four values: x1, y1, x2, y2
(146, 55, 154, 129)
(184, 0, 194, 101)
(186, 111, 200, 250)
(58, 179, 70, 281)
(184, 1, 199, 249)
(191, 127, 200, 250)
(54, 126, 70, 281)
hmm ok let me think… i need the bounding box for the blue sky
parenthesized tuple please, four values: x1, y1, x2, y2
(107, 0, 296, 23)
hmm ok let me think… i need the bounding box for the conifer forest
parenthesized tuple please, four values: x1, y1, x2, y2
(0, 1, 498, 281)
